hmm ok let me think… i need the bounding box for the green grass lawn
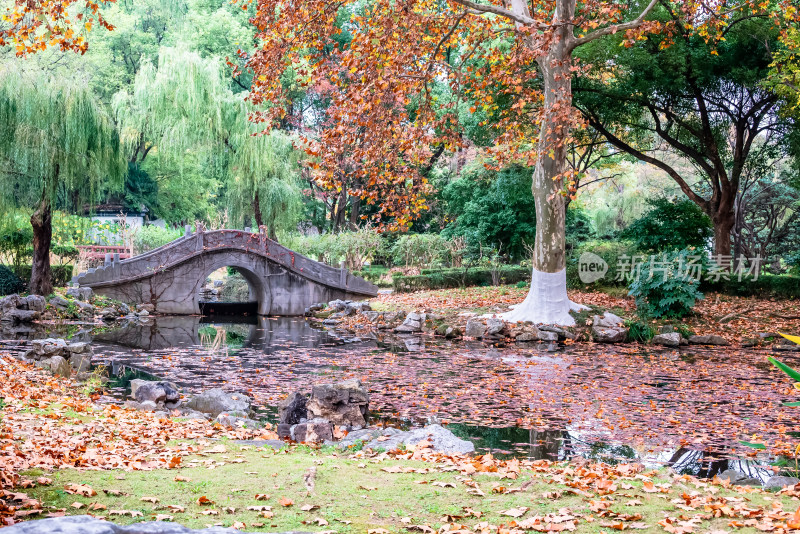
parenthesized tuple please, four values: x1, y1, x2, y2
(21, 441, 798, 533)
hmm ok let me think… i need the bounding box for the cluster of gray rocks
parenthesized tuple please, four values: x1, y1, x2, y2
(18, 338, 93, 379)
(126, 381, 261, 429)
(0, 287, 154, 327)
(276, 378, 474, 453)
(719, 469, 800, 491)
(309, 299, 736, 348)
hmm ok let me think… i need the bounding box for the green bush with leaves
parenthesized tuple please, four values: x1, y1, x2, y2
(286, 228, 383, 270)
(133, 225, 182, 254)
(391, 234, 449, 269)
(0, 265, 25, 295)
(566, 239, 637, 288)
(627, 248, 705, 318)
(621, 198, 713, 253)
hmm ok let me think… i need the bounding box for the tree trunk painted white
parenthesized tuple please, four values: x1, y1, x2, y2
(500, 0, 587, 326)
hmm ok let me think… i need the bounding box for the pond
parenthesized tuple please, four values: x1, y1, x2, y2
(4, 315, 797, 481)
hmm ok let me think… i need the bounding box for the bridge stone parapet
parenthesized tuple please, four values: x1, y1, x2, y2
(72, 227, 378, 316)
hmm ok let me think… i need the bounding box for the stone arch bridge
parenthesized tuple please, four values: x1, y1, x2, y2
(72, 227, 378, 316)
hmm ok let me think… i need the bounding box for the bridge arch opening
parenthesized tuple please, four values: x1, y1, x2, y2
(198, 265, 265, 317)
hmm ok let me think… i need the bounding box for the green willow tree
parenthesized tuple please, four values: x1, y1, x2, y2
(228, 130, 303, 240)
(113, 47, 304, 230)
(0, 72, 124, 294)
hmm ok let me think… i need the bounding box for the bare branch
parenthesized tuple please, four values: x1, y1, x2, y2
(449, 0, 545, 28)
(570, 0, 659, 50)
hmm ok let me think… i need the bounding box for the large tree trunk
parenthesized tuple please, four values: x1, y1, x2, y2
(253, 191, 264, 228)
(30, 195, 54, 296)
(500, 5, 587, 325)
(712, 210, 734, 259)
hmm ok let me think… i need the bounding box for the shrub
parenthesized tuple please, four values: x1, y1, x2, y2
(566, 239, 637, 288)
(133, 225, 182, 254)
(627, 248, 704, 318)
(621, 198, 712, 253)
(0, 265, 24, 295)
(5, 265, 73, 288)
(392, 266, 530, 292)
(391, 234, 449, 269)
(287, 229, 383, 270)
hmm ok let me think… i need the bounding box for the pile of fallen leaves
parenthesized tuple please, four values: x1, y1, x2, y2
(375, 448, 800, 534)
(0, 355, 277, 526)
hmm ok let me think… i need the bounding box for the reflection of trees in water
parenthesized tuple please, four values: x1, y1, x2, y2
(198, 324, 249, 354)
(667, 447, 769, 482)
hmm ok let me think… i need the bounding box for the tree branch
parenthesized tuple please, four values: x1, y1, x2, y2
(449, 0, 544, 27)
(570, 0, 660, 50)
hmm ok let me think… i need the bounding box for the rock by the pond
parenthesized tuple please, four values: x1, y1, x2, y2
(278, 391, 307, 425)
(23, 294, 46, 312)
(658, 325, 675, 334)
(292, 420, 334, 443)
(216, 413, 261, 429)
(306, 379, 369, 427)
(404, 424, 475, 454)
(361, 310, 381, 322)
(136, 303, 156, 313)
(652, 332, 681, 347)
(66, 286, 94, 301)
(74, 300, 95, 316)
(764, 476, 800, 490)
(49, 355, 71, 378)
(335, 424, 473, 454)
(718, 469, 761, 486)
(485, 318, 505, 336)
(593, 312, 625, 329)
(465, 318, 487, 338)
(688, 334, 729, 346)
(70, 352, 92, 373)
(515, 332, 538, 342)
(185, 388, 251, 417)
(5, 308, 40, 323)
(48, 295, 71, 311)
(537, 330, 559, 342)
(0, 515, 280, 533)
(132, 380, 181, 409)
(592, 325, 628, 343)
(395, 311, 423, 333)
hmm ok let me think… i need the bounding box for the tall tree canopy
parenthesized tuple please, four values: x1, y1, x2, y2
(574, 13, 799, 258)
(245, 0, 795, 325)
(0, 71, 125, 293)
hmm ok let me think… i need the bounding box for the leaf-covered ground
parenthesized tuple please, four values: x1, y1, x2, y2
(371, 287, 800, 345)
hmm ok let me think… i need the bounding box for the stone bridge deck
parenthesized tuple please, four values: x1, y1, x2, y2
(72, 228, 378, 316)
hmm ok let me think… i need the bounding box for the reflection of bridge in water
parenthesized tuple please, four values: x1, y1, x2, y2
(92, 315, 341, 353)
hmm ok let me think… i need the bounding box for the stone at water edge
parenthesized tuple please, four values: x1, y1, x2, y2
(306, 379, 369, 427)
(4, 308, 40, 323)
(651, 332, 681, 347)
(278, 391, 308, 425)
(0, 515, 293, 533)
(592, 312, 625, 329)
(485, 318, 505, 335)
(688, 334, 729, 346)
(718, 469, 762, 487)
(764, 476, 800, 490)
(132, 380, 182, 409)
(70, 352, 92, 373)
(66, 286, 93, 301)
(23, 294, 46, 312)
(592, 326, 628, 343)
(49, 355, 71, 378)
(536, 330, 559, 342)
(465, 318, 487, 338)
(184, 388, 252, 418)
(334, 425, 475, 454)
(293, 420, 334, 442)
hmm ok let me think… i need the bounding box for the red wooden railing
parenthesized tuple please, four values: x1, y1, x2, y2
(76, 245, 132, 261)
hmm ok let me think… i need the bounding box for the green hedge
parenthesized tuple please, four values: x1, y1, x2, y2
(0, 265, 25, 295)
(3, 264, 74, 289)
(391, 266, 530, 292)
(702, 273, 800, 299)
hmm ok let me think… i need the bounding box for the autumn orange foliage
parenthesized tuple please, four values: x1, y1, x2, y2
(244, 0, 798, 232)
(0, 0, 115, 56)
